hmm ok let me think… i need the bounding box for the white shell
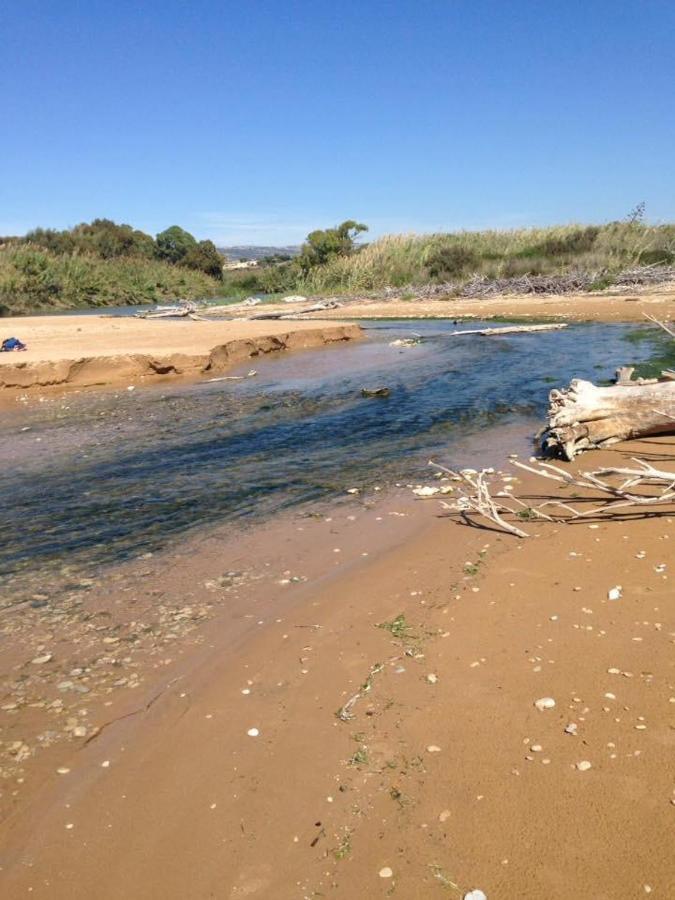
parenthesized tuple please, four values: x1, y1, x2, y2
(534, 697, 556, 711)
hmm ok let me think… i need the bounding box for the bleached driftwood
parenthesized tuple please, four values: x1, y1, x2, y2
(543, 377, 675, 460)
(247, 301, 341, 321)
(430, 462, 532, 538)
(450, 323, 568, 337)
(543, 314, 675, 459)
(513, 458, 675, 518)
(431, 458, 675, 539)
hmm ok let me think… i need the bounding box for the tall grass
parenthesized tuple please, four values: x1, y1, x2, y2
(298, 222, 675, 294)
(0, 243, 222, 315)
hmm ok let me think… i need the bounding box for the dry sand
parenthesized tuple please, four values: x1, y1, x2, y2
(266, 283, 675, 323)
(1, 437, 674, 898)
(0, 315, 362, 390)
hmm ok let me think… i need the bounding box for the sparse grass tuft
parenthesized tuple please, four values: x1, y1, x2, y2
(377, 614, 411, 640)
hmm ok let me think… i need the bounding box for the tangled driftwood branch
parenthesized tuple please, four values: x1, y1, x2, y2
(513, 458, 675, 517)
(430, 457, 675, 538)
(429, 462, 531, 538)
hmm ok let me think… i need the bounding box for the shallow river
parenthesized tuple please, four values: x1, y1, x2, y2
(0, 319, 665, 594)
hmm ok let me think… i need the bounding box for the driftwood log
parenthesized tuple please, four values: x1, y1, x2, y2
(544, 376, 675, 460)
(451, 323, 567, 337)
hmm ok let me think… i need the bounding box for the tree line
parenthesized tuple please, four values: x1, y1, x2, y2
(2, 220, 224, 279)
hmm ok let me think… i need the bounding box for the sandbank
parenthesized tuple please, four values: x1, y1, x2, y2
(0, 314, 362, 391)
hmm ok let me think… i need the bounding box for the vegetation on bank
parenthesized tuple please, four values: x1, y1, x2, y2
(229, 206, 675, 296)
(3, 208, 674, 315)
(0, 219, 223, 315)
(296, 216, 675, 295)
(0, 245, 221, 315)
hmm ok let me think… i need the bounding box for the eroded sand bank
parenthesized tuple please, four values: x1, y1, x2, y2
(0, 315, 362, 390)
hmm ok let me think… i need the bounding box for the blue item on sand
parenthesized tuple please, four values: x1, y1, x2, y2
(1, 337, 27, 351)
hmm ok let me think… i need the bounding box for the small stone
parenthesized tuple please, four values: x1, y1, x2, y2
(101, 760, 110, 768)
(534, 697, 556, 711)
(426, 674, 438, 684)
(56, 767, 70, 775)
(426, 745, 442, 753)
(439, 809, 451, 822)
(530, 744, 543, 752)
(31, 653, 53, 665)
(464, 891, 487, 900)
(247, 728, 259, 737)
(564, 723, 578, 735)
(608, 586, 622, 601)
(379, 867, 393, 879)
(576, 760, 592, 771)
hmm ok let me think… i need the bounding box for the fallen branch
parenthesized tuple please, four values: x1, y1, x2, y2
(450, 323, 568, 337)
(429, 461, 531, 538)
(428, 455, 675, 539)
(512, 458, 675, 517)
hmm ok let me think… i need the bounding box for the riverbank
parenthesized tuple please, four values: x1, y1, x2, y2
(243, 282, 675, 323)
(0, 315, 362, 391)
(0, 435, 674, 898)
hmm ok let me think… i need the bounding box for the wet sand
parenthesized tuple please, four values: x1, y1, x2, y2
(0, 315, 362, 391)
(1, 437, 674, 898)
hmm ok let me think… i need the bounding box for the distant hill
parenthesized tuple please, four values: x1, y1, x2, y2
(218, 245, 301, 262)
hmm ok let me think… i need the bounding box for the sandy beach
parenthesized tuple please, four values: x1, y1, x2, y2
(256, 283, 675, 323)
(0, 432, 673, 898)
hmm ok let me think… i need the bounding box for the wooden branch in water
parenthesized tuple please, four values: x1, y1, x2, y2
(450, 323, 568, 337)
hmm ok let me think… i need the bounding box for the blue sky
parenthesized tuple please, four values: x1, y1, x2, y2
(2, 1, 674, 244)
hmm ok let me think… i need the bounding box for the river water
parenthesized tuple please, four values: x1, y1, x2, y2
(0, 319, 664, 596)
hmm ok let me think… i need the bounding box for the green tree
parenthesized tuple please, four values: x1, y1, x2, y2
(298, 220, 368, 272)
(74, 219, 156, 259)
(183, 239, 224, 279)
(155, 225, 198, 264)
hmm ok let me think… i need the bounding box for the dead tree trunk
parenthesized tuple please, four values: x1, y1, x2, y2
(544, 377, 675, 460)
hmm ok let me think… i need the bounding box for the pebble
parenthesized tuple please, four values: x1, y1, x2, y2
(426, 674, 438, 684)
(608, 586, 622, 601)
(247, 728, 259, 737)
(379, 867, 393, 879)
(576, 760, 592, 771)
(464, 891, 487, 900)
(564, 723, 578, 735)
(56, 767, 70, 775)
(31, 653, 53, 665)
(534, 697, 556, 711)
(439, 809, 451, 822)
(426, 745, 442, 753)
